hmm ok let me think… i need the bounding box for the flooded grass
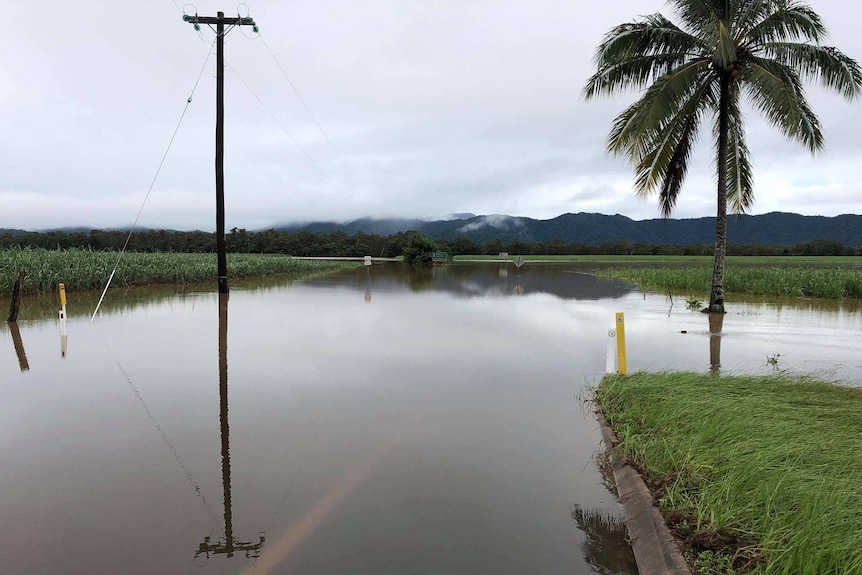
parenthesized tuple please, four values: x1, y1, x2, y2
(456, 255, 862, 266)
(0, 247, 356, 294)
(596, 372, 862, 574)
(598, 267, 862, 298)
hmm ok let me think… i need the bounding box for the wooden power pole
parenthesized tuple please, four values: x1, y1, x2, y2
(183, 11, 257, 294)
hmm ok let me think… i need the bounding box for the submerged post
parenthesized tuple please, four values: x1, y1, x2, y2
(7, 270, 26, 322)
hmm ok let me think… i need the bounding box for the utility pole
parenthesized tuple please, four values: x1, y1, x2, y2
(183, 11, 257, 293)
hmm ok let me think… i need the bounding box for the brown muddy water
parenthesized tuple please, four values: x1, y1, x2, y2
(1, 262, 860, 574)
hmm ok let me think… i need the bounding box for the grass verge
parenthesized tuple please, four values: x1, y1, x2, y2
(455, 255, 862, 266)
(596, 372, 862, 574)
(0, 247, 356, 295)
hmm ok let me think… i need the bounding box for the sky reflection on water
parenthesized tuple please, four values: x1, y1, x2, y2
(1, 262, 859, 574)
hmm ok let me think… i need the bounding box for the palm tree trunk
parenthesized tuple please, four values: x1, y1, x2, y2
(708, 74, 730, 314)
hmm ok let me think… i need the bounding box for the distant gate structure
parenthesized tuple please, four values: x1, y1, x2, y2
(432, 252, 449, 264)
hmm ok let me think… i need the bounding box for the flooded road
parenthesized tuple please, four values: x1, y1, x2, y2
(1, 262, 859, 574)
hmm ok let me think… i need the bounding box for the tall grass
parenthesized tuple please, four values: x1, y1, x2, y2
(597, 372, 862, 575)
(0, 247, 354, 295)
(598, 266, 862, 298)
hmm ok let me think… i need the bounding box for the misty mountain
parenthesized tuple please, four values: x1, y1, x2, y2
(271, 212, 862, 247)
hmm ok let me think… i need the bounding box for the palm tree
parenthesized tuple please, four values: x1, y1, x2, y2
(584, 0, 861, 313)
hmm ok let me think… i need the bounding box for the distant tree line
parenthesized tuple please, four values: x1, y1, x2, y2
(1, 228, 859, 257)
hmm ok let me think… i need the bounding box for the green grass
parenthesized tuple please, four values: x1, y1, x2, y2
(596, 372, 862, 575)
(0, 247, 356, 295)
(456, 254, 716, 263)
(455, 254, 862, 266)
(597, 267, 862, 298)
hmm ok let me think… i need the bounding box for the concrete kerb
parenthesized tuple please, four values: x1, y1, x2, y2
(594, 407, 691, 575)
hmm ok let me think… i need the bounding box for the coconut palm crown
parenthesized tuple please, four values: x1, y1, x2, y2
(584, 0, 861, 313)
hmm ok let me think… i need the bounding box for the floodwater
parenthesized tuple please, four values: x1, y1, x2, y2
(1, 263, 860, 575)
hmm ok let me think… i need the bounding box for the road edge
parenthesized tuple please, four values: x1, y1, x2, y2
(594, 407, 692, 575)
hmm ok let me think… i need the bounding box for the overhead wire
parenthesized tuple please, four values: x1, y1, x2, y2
(90, 38, 216, 322)
(224, 60, 348, 196)
(258, 33, 371, 198)
(183, 13, 351, 202)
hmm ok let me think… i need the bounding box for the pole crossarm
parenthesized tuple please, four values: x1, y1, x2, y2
(183, 14, 256, 27)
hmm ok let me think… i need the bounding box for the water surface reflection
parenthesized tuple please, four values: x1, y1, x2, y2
(1, 262, 859, 574)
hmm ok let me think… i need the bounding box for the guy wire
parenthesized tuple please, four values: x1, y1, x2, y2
(91, 38, 217, 322)
(259, 33, 370, 198)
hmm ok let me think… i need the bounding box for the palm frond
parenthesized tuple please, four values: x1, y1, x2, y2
(631, 77, 715, 209)
(607, 103, 647, 160)
(595, 14, 705, 60)
(745, 1, 826, 46)
(585, 52, 702, 98)
(724, 89, 754, 213)
(606, 59, 710, 159)
(732, 0, 770, 40)
(668, 0, 721, 32)
(762, 43, 862, 99)
(657, 112, 700, 216)
(741, 57, 823, 152)
(714, 20, 739, 69)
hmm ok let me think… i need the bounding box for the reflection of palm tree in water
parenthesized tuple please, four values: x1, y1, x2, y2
(709, 313, 724, 374)
(197, 293, 265, 559)
(571, 505, 639, 575)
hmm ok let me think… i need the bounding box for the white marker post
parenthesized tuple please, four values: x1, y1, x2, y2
(606, 329, 617, 374)
(59, 283, 68, 357)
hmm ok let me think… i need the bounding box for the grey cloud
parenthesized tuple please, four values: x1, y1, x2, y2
(1, 0, 860, 231)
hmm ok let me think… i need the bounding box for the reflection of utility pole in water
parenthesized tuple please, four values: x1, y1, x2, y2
(9, 322, 29, 371)
(197, 293, 265, 559)
(708, 313, 724, 374)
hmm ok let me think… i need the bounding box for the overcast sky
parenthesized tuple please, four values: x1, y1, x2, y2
(1, 0, 860, 231)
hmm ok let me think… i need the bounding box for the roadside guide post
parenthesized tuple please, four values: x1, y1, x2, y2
(59, 283, 68, 358)
(615, 312, 627, 375)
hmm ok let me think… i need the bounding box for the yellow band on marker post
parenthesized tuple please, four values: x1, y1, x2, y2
(59, 283, 67, 307)
(615, 312, 627, 375)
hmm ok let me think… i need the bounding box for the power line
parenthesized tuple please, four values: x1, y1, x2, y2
(184, 18, 351, 201)
(258, 33, 370, 197)
(172, 1, 371, 202)
(224, 60, 347, 197)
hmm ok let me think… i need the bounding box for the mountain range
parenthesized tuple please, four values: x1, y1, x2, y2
(3, 212, 861, 246)
(272, 212, 862, 246)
